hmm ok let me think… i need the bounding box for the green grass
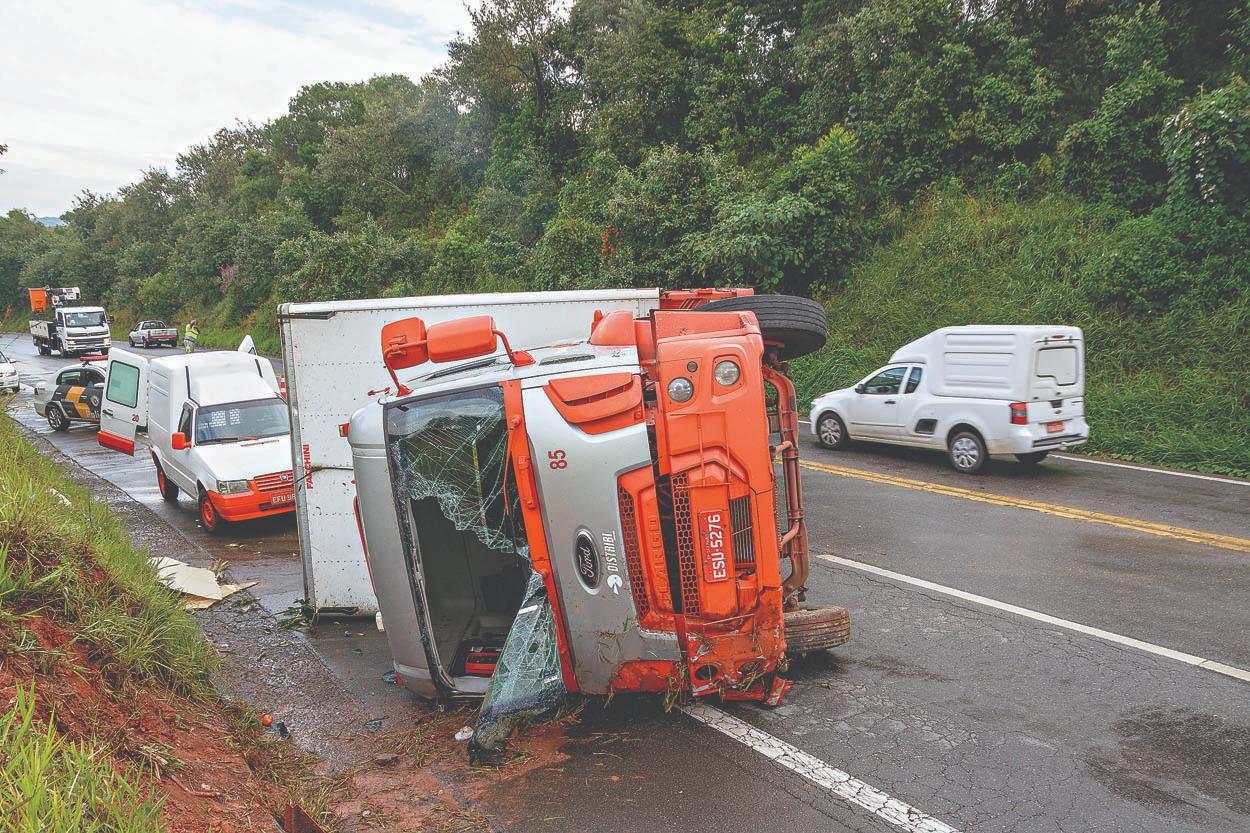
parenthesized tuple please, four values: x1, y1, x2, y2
(0, 414, 218, 688)
(0, 411, 225, 831)
(792, 189, 1250, 477)
(1, 684, 165, 833)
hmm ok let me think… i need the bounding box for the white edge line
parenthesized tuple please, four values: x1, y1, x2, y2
(681, 702, 961, 833)
(1050, 453, 1250, 487)
(817, 553, 1250, 684)
(795, 417, 1250, 487)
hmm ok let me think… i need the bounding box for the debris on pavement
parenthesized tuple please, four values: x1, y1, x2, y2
(149, 554, 257, 609)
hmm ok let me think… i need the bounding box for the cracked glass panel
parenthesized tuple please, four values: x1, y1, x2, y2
(471, 571, 565, 757)
(387, 385, 565, 754)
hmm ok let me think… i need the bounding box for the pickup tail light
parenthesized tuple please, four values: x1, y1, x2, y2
(1010, 402, 1028, 425)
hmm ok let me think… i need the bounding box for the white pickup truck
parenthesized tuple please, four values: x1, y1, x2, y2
(127, 320, 179, 349)
(97, 345, 295, 534)
(810, 325, 1089, 473)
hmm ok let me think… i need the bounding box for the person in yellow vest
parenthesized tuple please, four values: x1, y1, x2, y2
(184, 319, 199, 353)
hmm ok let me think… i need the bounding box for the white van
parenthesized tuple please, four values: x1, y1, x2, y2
(98, 347, 295, 533)
(809, 325, 1089, 473)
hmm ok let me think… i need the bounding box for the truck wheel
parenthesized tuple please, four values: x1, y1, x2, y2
(697, 295, 828, 360)
(198, 488, 227, 535)
(948, 430, 987, 474)
(816, 413, 848, 449)
(157, 466, 180, 503)
(37, 344, 50, 356)
(46, 405, 70, 432)
(784, 605, 850, 655)
(1015, 451, 1049, 465)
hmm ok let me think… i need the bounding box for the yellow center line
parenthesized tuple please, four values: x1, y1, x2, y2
(799, 459, 1250, 554)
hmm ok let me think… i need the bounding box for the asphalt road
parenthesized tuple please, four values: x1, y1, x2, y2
(4, 330, 1248, 833)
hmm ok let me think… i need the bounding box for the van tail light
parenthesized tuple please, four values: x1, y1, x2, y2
(1010, 402, 1028, 425)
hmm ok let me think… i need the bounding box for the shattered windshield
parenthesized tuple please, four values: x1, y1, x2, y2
(387, 385, 565, 756)
(387, 386, 526, 557)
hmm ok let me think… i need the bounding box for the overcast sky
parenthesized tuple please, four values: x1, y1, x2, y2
(0, 0, 471, 217)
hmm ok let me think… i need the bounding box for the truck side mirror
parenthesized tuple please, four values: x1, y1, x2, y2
(427, 316, 498, 363)
(171, 432, 189, 450)
(381, 318, 429, 370)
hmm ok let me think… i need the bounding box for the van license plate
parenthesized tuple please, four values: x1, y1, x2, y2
(1046, 421, 1065, 433)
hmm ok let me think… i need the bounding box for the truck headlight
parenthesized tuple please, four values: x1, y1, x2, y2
(217, 479, 251, 495)
(668, 377, 694, 403)
(714, 360, 740, 387)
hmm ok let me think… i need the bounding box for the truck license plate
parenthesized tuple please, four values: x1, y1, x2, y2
(698, 509, 730, 583)
(1046, 420, 1065, 433)
(269, 491, 295, 505)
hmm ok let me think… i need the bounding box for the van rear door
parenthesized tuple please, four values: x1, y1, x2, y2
(98, 349, 149, 455)
(1026, 333, 1084, 427)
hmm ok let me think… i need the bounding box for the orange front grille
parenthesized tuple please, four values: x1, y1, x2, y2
(673, 473, 700, 615)
(617, 487, 650, 619)
(254, 470, 295, 493)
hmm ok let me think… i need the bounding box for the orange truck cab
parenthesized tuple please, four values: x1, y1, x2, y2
(347, 290, 849, 755)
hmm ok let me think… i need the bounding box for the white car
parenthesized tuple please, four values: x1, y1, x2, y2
(809, 325, 1090, 474)
(0, 350, 18, 392)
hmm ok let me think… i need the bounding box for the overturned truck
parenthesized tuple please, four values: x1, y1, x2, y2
(337, 289, 849, 751)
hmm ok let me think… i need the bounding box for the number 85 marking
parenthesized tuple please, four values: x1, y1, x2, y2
(548, 449, 567, 470)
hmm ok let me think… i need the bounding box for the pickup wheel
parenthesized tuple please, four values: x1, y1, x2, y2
(784, 605, 851, 655)
(198, 488, 227, 535)
(157, 466, 179, 502)
(128, 337, 136, 347)
(1015, 451, 1049, 465)
(697, 295, 828, 360)
(816, 413, 848, 449)
(46, 405, 70, 432)
(948, 430, 987, 474)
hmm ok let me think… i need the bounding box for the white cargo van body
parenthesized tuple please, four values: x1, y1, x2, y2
(810, 325, 1088, 473)
(280, 289, 664, 614)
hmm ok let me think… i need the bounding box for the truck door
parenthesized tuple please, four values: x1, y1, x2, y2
(98, 350, 149, 455)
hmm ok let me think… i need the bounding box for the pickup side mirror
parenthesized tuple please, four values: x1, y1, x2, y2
(171, 432, 189, 450)
(854, 383, 866, 394)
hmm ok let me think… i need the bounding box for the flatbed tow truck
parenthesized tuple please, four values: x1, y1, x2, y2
(337, 289, 849, 752)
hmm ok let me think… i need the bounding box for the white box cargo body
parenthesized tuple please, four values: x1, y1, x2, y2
(889, 325, 1084, 401)
(280, 289, 664, 614)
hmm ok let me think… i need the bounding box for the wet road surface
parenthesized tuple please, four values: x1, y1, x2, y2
(4, 330, 1248, 833)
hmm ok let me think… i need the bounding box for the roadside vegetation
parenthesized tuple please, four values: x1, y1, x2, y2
(1, 0, 1247, 472)
(0, 413, 317, 831)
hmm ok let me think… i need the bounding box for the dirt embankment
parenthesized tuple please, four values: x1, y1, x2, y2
(1, 414, 578, 832)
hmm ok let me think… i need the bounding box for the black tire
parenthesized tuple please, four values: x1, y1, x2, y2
(784, 605, 851, 655)
(198, 488, 226, 535)
(128, 337, 135, 347)
(1015, 451, 1049, 465)
(948, 430, 987, 474)
(156, 465, 179, 502)
(698, 295, 828, 360)
(47, 405, 70, 432)
(815, 412, 848, 449)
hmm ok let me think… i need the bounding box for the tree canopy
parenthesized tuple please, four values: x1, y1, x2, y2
(3, 0, 1248, 321)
